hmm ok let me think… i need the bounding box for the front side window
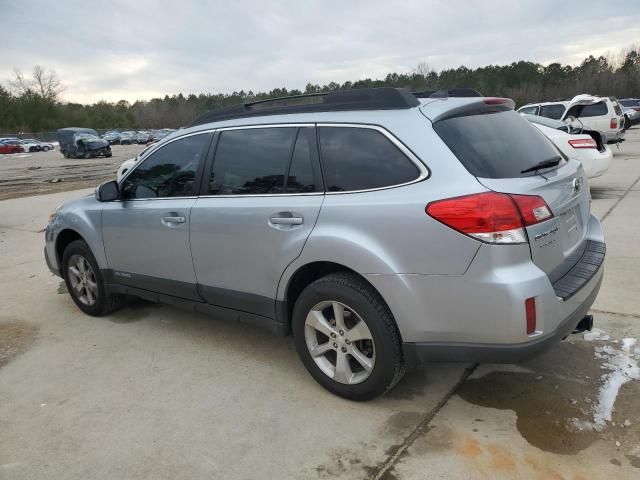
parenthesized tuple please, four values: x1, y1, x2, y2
(539, 104, 565, 120)
(121, 133, 210, 199)
(318, 127, 420, 192)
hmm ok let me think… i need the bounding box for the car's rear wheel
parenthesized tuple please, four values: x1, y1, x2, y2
(42, 146, 51, 152)
(292, 272, 405, 401)
(62, 240, 122, 316)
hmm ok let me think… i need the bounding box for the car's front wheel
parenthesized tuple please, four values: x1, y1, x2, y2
(62, 239, 122, 316)
(292, 272, 405, 401)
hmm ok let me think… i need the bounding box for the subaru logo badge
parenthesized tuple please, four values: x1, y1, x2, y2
(572, 178, 582, 192)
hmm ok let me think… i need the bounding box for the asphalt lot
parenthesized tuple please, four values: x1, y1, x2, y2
(0, 144, 146, 200)
(0, 129, 639, 479)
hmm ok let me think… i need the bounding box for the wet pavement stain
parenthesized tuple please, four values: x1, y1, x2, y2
(384, 367, 428, 400)
(108, 299, 162, 323)
(0, 319, 38, 367)
(457, 341, 605, 455)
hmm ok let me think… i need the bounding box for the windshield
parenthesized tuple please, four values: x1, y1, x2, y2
(76, 134, 99, 141)
(434, 110, 564, 178)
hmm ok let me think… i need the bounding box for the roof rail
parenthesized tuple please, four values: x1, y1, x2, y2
(413, 88, 483, 98)
(188, 87, 420, 126)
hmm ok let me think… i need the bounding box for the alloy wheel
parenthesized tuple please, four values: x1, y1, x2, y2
(67, 254, 98, 306)
(304, 301, 376, 385)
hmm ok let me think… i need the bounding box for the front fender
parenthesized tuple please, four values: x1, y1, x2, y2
(47, 195, 106, 269)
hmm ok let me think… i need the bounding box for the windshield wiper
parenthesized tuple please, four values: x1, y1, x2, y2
(520, 156, 562, 174)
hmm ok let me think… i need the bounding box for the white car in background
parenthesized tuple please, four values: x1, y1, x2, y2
(116, 144, 154, 180)
(522, 114, 612, 179)
(518, 94, 625, 144)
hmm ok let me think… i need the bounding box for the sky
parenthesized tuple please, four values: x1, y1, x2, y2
(1, 0, 639, 104)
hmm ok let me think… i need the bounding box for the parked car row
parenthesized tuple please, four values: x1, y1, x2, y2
(102, 129, 175, 145)
(0, 137, 55, 154)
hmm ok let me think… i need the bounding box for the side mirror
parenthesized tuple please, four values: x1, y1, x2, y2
(95, 180, 119, 202)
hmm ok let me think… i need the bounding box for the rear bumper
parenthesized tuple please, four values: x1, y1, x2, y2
(402, 267, 602, 365)
(581, 148, 612, 179)
(366, 214, 605, 365)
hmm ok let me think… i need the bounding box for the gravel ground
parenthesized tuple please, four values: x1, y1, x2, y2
(0, 144, 146, 200)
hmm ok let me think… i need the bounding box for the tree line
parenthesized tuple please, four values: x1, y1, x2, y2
(1, 47, 639, 134)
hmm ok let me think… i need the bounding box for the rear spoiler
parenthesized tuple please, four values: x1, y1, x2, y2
(413, 88, 482, 99)
(429, 98, 516, 123)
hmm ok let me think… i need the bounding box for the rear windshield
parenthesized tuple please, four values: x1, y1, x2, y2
(619, 99, 639, 107)
(566, 102, 608, 118)
(433, 110, 562, 179)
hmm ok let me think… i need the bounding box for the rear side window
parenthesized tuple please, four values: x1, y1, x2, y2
(209, 127, 319, 195)
(433, 110, 562, 179)
(318, 127, 419, 192)
(567, 102, 608, 118)
(287, 129, 317, 193)
(539, 104, 565, 119)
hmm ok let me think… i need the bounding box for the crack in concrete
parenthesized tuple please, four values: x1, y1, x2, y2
(600, 175, 640, 222)
(367, 364, 477, 480)
(590, 308, 640, 320)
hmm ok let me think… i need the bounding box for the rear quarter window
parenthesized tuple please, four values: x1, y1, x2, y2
(318, 127, 420, 191)
(433, 110, 562, 179)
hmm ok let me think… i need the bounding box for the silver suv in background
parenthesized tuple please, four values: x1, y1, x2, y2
(45, 88, 605, 400)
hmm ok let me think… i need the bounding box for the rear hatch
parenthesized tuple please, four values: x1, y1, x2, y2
(430, 104, 590, 281)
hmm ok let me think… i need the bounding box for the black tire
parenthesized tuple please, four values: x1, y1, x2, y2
(61, 239, 123, 316)
(623, 116, 631, 131)
(42, 146, 51, 152)
(83, 151, 91, 159)
(62, 151, 70, 159)
(292, 272, 405, 401)
(105, 152, 112, 158)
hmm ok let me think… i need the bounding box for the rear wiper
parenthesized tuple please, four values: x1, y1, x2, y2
(520, 156, 562, 174)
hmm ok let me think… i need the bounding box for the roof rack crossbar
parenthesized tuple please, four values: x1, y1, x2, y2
(188, 87, 420, 126)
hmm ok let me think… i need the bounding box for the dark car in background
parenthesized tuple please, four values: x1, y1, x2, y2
(120, 131, 136, 145)
(103, 131, 122, 145)
(57, 127, 112, 159)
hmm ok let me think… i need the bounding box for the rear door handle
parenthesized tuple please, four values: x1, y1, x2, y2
(269, 212, 303, 226)
(270, 216, 303, 225)
(162, 214, 186, 224)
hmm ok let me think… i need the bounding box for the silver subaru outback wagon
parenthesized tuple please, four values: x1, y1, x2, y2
(45, 88, 605, 400)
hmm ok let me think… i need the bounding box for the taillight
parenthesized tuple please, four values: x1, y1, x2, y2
(610, 118, 617, 129)
(425, 192, 553, 244)
(525, 297, 536, 334)
(568, 138, 597, 149)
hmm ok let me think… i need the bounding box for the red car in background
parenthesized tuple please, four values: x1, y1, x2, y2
(0, 140, 26, 154)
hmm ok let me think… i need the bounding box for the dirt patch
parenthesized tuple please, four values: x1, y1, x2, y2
(0, 319, 39, 367)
